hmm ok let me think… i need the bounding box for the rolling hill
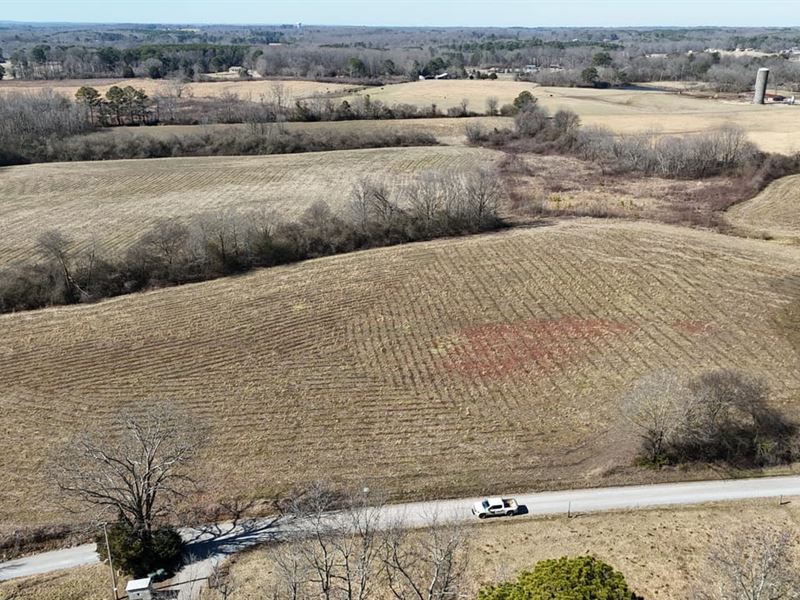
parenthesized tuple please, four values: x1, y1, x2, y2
(1, 219, 798, 531)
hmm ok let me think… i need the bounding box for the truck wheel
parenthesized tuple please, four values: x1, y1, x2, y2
(478, 513, 487, 519)
(506, 511, 515, 517)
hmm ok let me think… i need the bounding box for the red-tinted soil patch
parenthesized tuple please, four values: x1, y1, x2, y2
(439, 317, 633, 379)
(673, 320, 715, 335)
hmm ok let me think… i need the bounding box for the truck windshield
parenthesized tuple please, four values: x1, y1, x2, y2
(482, 500, 489, 509)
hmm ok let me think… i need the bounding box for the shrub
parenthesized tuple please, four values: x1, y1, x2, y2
(478, 556, 642, 600)
(96, 521, 183, 578)
(33, 127, 439, 164)
(622, 370, 797, 468)
(512, 90, 537, 113)
(576, 125, 759, 179)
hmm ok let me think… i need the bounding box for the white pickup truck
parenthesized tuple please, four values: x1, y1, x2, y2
(471, 497, 520, 519)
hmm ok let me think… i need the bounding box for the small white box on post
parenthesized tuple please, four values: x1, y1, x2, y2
(126, 577, 153, 600)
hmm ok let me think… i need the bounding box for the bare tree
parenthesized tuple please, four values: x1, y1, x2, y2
(271, 540, 312, 600)
(349, 178, 400, 231)
(36, 229, 82, 300)
(269, 81, 288, 112)
(329, 493, 384, 600)
(52, 404, 200, 534)
(381, 516, 469, 600)
(485, 96, 499, 116)
(138, 219, 191, 272)
(462, 169, 503, 225)
(286, 482, 343, 600)
(271, 483, 388, 600)
(620, 372, 691, 464)
(404, 172, 445, 231)
(695, 527, 800, 600)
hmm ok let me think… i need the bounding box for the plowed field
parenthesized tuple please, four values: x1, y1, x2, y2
(0, 146, 502, 265)
(2, 220, 799, 529)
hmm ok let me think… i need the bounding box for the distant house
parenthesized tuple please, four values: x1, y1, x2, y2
(228, 66, 248, 74)
(434, 72, 449, 79)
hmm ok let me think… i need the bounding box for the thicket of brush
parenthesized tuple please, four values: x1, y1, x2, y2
(0, 171, 505, 313)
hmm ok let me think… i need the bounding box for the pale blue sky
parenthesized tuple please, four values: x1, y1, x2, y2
(2, 0, 799, 27)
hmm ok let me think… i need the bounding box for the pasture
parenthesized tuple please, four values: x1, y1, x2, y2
(727, 173, 800, 241)
(0, 145, 502, 265)
(1, 220, 798, 530)
(4, 75, 799, 152)
(0, 77, 356, 101)
(348, 81, 800, 153)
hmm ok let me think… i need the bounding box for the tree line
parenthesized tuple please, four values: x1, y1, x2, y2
(0, 172, 505, 314)
(6, 24, 799, 92)
(469, 90, 800, 185)
(7, 43, 249, 80)
(0, 88, 449, 166)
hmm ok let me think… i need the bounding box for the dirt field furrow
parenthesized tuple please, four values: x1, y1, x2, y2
(3, 220, 797, 529)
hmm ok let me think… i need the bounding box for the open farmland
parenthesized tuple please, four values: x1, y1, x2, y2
(209, 499, 800, 600)
(347, 79, 539, 111)
(1, 220, 799, 530)
(0, 146, 502, 265)
(88, 115, 513, 146)
(0, 77, 357, 101)
(727, 173, 800, 241)
(349, 81, 800, 153)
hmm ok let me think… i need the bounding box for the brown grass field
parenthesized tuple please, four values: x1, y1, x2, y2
(0, 146, 502, 265)
(727, 173, 800, 241)
(0, 77, 356, 101)
(92, 115, 513, 146)
(0, 565, 126, 600)
(347, 81, 800, 153)
(500, 152, 752, 227)
(205, 499, 800, 600)
(1, 220, 799, 532)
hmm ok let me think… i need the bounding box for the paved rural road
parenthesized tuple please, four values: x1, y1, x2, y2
(3, 475, 800, 596)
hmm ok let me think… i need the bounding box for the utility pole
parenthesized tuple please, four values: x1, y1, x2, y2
(101, 522, 118, 600)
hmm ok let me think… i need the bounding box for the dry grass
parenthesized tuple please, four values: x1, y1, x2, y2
(0, 564, 126, 600)
(211, 499, 800, 600)
(500, 153, 753, 227)
(0, 77, 356, 101)
(346, 79, 539, 112)
(2, 220, 799, 532)
(7, 500, 800, 600)
(727, 173, 800, 241)
(0, 146, 502, 265)
(348, 81, 800, 153)
(94, 116, 513, 146)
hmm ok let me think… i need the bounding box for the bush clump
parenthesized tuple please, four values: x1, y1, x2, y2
(96, 521, 183, 578)
(478, 556, 642, 600)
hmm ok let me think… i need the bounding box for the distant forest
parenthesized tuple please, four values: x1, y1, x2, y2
(1, 24, 799, 91)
